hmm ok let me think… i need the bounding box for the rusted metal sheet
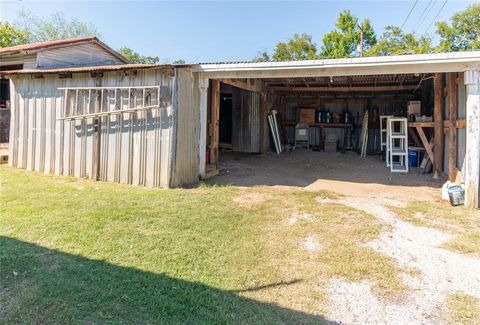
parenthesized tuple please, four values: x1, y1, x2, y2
(231, 88, 261, 153)
(169, 67, 200, 187)
(36, 43, 124, 69)
(7, 67, 187, 188)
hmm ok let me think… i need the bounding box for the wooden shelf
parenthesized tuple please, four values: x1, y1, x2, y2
(408, 122, 434, 128)
(281, 121, 353, 128)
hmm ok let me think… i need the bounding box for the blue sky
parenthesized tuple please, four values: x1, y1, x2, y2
(0, 1, 477, 63)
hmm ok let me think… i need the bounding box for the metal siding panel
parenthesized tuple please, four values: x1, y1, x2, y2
(170, 67, 200, 187)
(36, 43, 123, 69)
(54, 79, 64, 175)
(9, 68, 176, 188)
(34, 81, 44, 172)
(231, 88, 261, 153)
(44, 82, 53, 174)
(26, 84, 35, 171)
(18, 79, 27, 168)
(159, 71, 173, 187)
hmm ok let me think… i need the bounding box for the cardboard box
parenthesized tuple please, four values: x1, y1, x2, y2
(299, 108, 315, 123)
(324, 141, 337, 152)
(408, 101, 421, 116)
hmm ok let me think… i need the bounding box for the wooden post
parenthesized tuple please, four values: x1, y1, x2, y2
(464, 70, 480, 209)
(433, 73, 444, 178)
(448, 72, 458, 182)
(198, 77, 209, 178)
(210, 80, 220, 169)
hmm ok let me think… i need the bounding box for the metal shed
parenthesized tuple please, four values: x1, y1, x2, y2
(5, 64, 200, 188)
(3, 49, 480, 209)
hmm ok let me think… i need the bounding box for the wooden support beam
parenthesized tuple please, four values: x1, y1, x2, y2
(448, 72, 458, 182)
(198, 78, 209, 178)
(416, 126, 435, 165)
(210, 80, 220, 169)
(408, 127, 422, 148)
(442, 119, 466, 129)
(266, 85, 417, 92)
(220, 78, 263, 94)
(433, 73, 444, 178)
(464, 70, 480, 209)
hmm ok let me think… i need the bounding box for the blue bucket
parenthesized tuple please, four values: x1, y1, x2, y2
(448, 186, 465, 206)
(408, 149, 419, 167)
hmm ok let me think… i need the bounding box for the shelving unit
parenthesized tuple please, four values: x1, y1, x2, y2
(387, 117, 409, 173)
(380, 115, 393, 166)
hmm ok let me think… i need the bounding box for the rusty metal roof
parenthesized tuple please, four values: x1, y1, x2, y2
(0, 37, 129, 64)
(0, 63, 169, 75)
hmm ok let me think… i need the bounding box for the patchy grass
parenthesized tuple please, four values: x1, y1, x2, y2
(0, 166, 404, 322)
(389, 201, 480, 254)
(446, 292, 480, 324)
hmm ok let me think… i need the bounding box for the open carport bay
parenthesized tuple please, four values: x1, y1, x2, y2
(214, 150, 443, 202)
(205, 71, 464, 201)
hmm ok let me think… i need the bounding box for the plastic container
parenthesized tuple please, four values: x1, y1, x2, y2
(408, 148, 419, 167)
(448, 185, 465, 206)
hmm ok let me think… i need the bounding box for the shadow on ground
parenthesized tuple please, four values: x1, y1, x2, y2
(0, 236, 336, 324)
(213, 151, 442, 188)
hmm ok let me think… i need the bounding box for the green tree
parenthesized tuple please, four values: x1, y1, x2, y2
(253, 51, 270, 62)
(118, 47, 159, 64)
(271, 33, 317, 61)
(0, 21, 29, 47)
(16, 9, 100, 42)
(367, 26, 433, 56)
(436, 4, 480, 52)
(320, 10, 376, 58)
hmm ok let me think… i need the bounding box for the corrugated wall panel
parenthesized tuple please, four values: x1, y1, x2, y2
(159, 72, 173, 187)
(8, 68, 179, 188)
(170, 67, 200, 187)
(232, 88, 261, 153)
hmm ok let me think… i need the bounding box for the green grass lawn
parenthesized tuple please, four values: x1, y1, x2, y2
(0, 166, 404, 323)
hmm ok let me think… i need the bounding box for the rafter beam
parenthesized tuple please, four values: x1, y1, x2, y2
(219, 79, 263, 94)
(266, 85, 417, 92)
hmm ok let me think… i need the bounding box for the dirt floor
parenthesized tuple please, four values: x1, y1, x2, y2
(214, 149, 443, 202)
(213, 150, 480, 324)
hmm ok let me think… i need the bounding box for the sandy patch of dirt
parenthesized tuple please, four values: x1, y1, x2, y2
(318, 196, 480, 324)
(233, 192, 265, 208)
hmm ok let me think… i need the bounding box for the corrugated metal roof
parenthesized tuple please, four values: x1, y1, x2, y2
(156, 51, 480, 66)
(196, 51, 480, 69)
(195, 51, 480, 78)
(0, 37, 129, 64)
(0, 63, 173, 75)
(1, 37, 96, 54)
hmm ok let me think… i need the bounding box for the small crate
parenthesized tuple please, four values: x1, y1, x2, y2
(298, 108, 315, 124)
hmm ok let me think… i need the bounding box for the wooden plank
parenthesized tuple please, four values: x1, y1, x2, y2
(455, 74, 464, 85)
(416, 126, 435, 168)
(220, 79, 263, 94)
(434, 73, 444, 178)
(408, 122, 434, 127)
(267, 85, 417, 92)
(464, 70, 480, 209)
(210, 80, 220, 168)
(198, 78, 209, 178)
(408, 127, 422, 147)
(448, 72, 458, 182)
(442, 119, 466, 129)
